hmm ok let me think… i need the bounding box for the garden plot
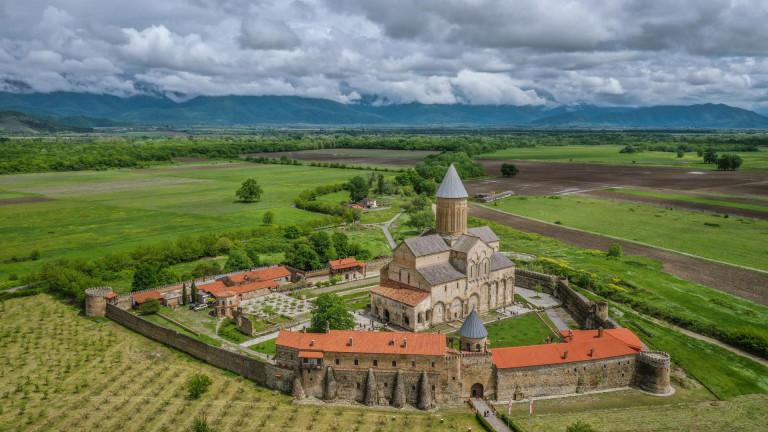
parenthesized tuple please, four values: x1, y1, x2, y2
(241, 293, 313, 318)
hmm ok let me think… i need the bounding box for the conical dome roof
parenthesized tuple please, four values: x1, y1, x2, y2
(436, 164, 468, 199)
(459, 309, 487, 339)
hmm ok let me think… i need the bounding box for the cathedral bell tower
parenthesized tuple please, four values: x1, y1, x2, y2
(435, 164, 469, 237)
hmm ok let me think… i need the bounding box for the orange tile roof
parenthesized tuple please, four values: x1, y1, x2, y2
(492, 329, 643, 369)
(277, 329, 447, 356)
(202, 279, 276, 298)
(329, 257, 365, 270)
(228, 266, 291, 283)
(298, 350, 324, 359)
(132, 290, 163, 304)
(370, 286, 430, 306)
(105, 292, 118, 300)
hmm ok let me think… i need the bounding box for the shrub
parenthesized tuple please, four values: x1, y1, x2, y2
(187, 374, 212, 400)
(567, 420, 597, 432)
(138, 299, 160, 315)
(190, 415, 214, 432)
(607, 243, 623, 258)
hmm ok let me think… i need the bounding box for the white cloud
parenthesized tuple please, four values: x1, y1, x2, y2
(239, 17, 300, 50)
(451, 70, 546, 105)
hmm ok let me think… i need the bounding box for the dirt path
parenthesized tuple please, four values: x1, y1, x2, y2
(470, 205, 768, 305)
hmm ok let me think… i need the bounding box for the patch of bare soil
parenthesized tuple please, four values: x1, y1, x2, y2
(471, 205, 768, 305)
(584, 190, 768, 220)
(0, 196, 53, 206)
(472, 160, 768, 198)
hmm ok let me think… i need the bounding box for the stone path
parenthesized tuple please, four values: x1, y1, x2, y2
(515, 287, 561, 309)
(470, 398, 512, 432)
(544, 308, 570, 331)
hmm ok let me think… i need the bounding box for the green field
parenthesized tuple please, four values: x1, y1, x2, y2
(0, 295, 480, 432)
(477, 144, 768, 170)
(0, 162, 381, 285)
(606, 188, 768, 213)
(483, 313, 558, 348)
(492, 195, 768, 271)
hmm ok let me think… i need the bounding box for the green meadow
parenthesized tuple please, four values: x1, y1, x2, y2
(477, 144, 768, 170)
(484, 313, 558, 348)
(606, 188, 768, 214)
(492, 195, 768, 271)
(0, 162, 384, 284)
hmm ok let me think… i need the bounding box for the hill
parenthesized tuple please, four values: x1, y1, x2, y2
(1, 91, 768, 128)
(0, 111, 93, 134)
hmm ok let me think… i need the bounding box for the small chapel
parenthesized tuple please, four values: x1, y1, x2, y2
(370, 164, 516, 331)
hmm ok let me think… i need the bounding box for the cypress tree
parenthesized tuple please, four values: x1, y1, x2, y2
(191, 281, 198, 304)
(181, 282, 187, 305)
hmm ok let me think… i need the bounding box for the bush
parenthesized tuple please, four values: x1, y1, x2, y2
(501, 163, 519, 177)
(190, 415, 213, 432)
(566, 420, 597, 432)
(716, 153, 743, 171)
(138, 299, 160, 315)
(607, 243, 623, 258)
(187, 374, 212, 400)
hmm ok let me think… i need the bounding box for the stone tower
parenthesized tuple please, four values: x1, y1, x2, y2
(458, 309, 488, 352)
(636, 351, 672, 395)
(84, 287, 114, 317)
(435, 164, 468, 237)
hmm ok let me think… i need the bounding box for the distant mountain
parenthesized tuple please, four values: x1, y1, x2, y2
(0, 111, 93, 134)
(1, 91, 767, 129)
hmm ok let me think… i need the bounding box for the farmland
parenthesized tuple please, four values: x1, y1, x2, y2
(491, 194, 768, 271)
(245, 148, 439, 168)
(476, 144, 768, 170)
(0, 294, 481, 432)
(0, 162, 392, 286)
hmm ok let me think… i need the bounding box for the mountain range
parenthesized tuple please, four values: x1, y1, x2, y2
(1, 91, 767, 129)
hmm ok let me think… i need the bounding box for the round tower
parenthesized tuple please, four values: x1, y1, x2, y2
(459, 309, 488, 352)
(636, 351, 672, 395)
(436, 164, 469, 237)
(84, 287, 114, 317)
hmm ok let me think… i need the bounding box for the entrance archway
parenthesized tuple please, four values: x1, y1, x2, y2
(383, 309, 390, 321)
(470, 383, 484, 398)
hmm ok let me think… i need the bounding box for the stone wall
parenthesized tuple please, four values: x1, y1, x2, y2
(514, 269, 557, 291)
(106, 304, 267, 384)
(496, 355, 637, 400)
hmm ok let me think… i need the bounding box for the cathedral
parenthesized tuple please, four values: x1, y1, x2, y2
(370, 165, 516, 331)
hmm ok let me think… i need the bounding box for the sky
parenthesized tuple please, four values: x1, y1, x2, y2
(0, 0, 767, 111)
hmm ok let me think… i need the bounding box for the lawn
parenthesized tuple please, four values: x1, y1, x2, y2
(250, 338, 278, 356)
(476, 144, 768, 170)
(483, 313, 558, 348)
(342, 225, 392, 258)
(0, 162, 379, 286)
(492, 195, 768, 271)
(0, 294, 482, 432)
(605, 187, 768, 213)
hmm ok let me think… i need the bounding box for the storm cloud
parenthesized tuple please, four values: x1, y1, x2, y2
(0, 0, 766, 110)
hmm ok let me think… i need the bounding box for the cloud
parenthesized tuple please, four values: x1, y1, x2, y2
(0, 0, 765, 108)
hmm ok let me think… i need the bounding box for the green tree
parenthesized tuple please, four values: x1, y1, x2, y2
(566, 421, 597, 432)
(607, 243, 623, 258)
(332, 231, 350, 257)
(139, 299, 161, 315)
(309, 231, 337, 262)
(132, 262, 161, 291)
(346, 176, 369, 202)
(376, 173, 386, 194)
(181, 283, 188, 305)
(186, 374, 212, 400)
(716, 154, 743, 171)
(225, 249, 253, 272)
(703, 147, 718, 164)
(284, 241, 323, 270)
(190, 281, 199, 304)
(310, 293, 355, 332)
(406, 195, 430, 214)
(236, 178, 263, 202)
(284, 225, 302, 239)
(262, 211, 274, 225)
(501, 163, 519, 177)
(407, 210, 435, 232)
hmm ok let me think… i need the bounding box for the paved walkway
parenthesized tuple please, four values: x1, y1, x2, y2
(515, 287, 561, 309)
(544, 308, 571, 331)
(470, 398, 512, 432)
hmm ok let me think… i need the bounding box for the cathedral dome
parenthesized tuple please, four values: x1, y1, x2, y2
(436, 164, 469, 199)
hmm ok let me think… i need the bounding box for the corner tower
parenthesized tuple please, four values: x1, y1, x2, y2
(436, 164, 468, 237)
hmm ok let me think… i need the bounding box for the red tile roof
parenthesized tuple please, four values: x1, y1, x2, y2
(132, 290, 163, 304)
(105, 292, 118, 300)
(298, 350, 324, 359)
(329, 257, 365, 270)
(202, 279, 276, 298)
(491, 329, 643, 369)
(370, 286, 430, 306)
(228, 266, 291, 283)
(277, 329, 447, 356)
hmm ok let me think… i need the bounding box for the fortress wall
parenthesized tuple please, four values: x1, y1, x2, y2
(496, 355, 637, 400)
(299, 368, 441, 406)
(106, 303, 267, 384)
(515, 269, 558, 291)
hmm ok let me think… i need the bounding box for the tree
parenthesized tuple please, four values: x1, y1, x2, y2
(607, 243, 623, 258)
(309, 231, 337, 262)
(501, 163, 519, 177)
(262, 211, 274, 225)
(310, 293, 355, 332)
(236, 178, 263, 202)
(284, 241, 323, 270)
(566, 421, 597, 432)
(186, 374, 212, 400)
(284, 225, 302, 239)
(716, 154, 743, 171)
(332, 231, 350, 257)
(346, 176, 369, 202)
(406, 195, 430, 214)
(407, 210, 435, 232)
(676, 149, 685, 158)
(181, 283, 188, 305)
(139, 299, 160, 315)
(376, 173, 386, 194)
(224, 249, 253, 272)
(703, 148, 718, 164)
(190, 281, 199, 304)
(132, 262, 161, 291)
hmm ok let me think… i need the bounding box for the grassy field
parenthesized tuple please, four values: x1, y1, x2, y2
(492, 195, 768, 271)
(0, 162, 382, 285)
(476, 144, 768, 170)
(606, 187, 768, 213)
(0, 294, 481, 432)
(247, 148, 438, 169)
(476, 218, 768, 397)
(483, 313, 558, 348)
